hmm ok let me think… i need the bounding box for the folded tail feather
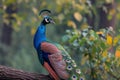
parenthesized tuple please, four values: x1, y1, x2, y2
(43, 62, 60, 80)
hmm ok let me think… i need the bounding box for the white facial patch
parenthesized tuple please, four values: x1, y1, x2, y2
(45, 18, 49, 23)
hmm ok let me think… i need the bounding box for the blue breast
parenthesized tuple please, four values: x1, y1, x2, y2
(33, 23, 47, 50)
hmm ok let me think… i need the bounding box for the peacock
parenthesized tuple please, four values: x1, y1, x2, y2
(33, 9, 85, 80)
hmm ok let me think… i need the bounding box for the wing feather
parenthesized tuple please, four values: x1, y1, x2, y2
(41, 42, 69, 79)
(48, 52, 69, 79)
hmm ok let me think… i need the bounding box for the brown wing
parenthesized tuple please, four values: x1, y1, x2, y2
(41, 42, 69, 79)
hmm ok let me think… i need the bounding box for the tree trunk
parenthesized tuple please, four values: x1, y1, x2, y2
(1, 3, 17, 46)
(86, 0, 116, 30)
(98, 1, 116, 29)
(0, 3, 17, 65)
(0, 65, 52, 80)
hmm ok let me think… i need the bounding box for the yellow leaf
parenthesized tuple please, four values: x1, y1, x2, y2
(106, 58, 110, 62)
(17, 20, 21, 26)
(67, 20, 76, 29)
(75, 4, 84, 10)
(81, 55, 88, 65)
(106, 34, 113, 45)
(115, 49, 120, 58)
(32, 7, 38, 15)
(106, 0, 113, 4)
(41, 1, 47, 6)
(104, 65, 109, 71)
(74, 12, 82, 22)
(89, 36, 95, 41)
(31, 27, 36, 35)
(80, 23, 88, 30)
(102, 50, 108, 57)
(96, 31, 103, 35)
(109, 9, 116, 16)
(79, 0, 86, 3)
(113, 37, 119, 46)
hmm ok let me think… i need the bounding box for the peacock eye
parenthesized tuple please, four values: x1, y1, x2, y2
(76, 69, 81, 74)
(67, 65, 73, 70)
(72, 62, 77, 67)
(65, 59, 71, 63)
(71, 74, 78, 80)
(72, 60, 75, 63)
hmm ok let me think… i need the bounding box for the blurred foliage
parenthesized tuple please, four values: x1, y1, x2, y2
(0, 0, 120, 80)
(62, 27, 120, 80)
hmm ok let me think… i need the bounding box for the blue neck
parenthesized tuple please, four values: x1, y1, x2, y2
(33, 23, 47, 50)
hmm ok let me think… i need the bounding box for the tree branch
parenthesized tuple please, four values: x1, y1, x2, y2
(0, 65, 52, 80)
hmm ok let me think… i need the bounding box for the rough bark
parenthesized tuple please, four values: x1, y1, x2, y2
(0, 65, 52, 80)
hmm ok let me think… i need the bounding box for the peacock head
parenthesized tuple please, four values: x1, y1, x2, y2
(39, 9, 55, 25)
(42, 16, 55, 25)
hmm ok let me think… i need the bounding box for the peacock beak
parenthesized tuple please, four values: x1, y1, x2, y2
(50, 19, 55, 24)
